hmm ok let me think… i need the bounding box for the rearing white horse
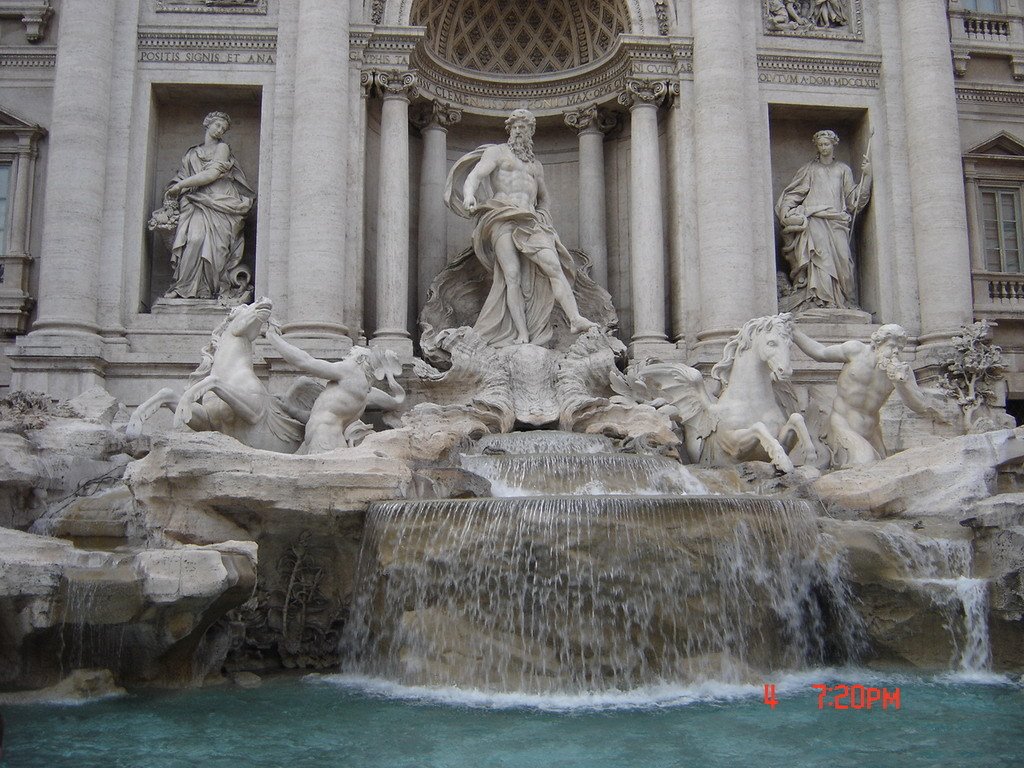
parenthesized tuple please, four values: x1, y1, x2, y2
(634, 314, 817, 473)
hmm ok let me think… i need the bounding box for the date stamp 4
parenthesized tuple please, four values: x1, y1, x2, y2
(763, 683, 901, 710)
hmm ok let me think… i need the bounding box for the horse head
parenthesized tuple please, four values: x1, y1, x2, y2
(712, 313, 795, 387)
(751, 313, 794, 382)
(226, 296, 273, 342)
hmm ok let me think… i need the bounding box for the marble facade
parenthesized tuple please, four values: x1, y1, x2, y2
(0, 1, 1022, 416)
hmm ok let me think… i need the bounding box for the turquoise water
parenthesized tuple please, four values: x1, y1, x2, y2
(3, 670, 1021, 768)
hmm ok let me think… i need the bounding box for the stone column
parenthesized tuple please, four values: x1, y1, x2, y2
(8, 138, 34, 256)
(370, 71, 417, 360)
(283, 0, 350, 341)
(963, 167, 985, 272)
(618, 80, 673, 359)
(898, 0, 974, 346)
(564, 106, 616, 290)
(29, 0, 116, 338)
(690, 0, 758, 350)
(412, 100, 461, 311)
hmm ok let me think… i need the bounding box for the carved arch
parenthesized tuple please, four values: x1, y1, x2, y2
(370, 0, 660, 37)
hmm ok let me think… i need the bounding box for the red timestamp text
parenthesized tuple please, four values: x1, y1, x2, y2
(811, 683, 901, 710)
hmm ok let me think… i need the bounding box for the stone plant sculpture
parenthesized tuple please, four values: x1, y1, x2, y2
(792, 324, 948, 468)
(444, 108, 600, 347)
(775, 129, 871, 311)
(938, 320, 1007, 433)
(265, 322, 406, 453)
(127, 297, 316, 452)
(149, 110, 255, 303)
(614, 313, 817, 474)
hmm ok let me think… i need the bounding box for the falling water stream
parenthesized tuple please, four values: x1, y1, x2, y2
(339, 432, 861, 693)
(864, 522, 992, 671)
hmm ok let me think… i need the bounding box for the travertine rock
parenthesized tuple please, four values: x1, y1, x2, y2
(812, 428, 1024, 518)
(0, 526, 256, 689)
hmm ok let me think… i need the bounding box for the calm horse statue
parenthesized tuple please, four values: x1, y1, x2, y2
(634, 314, 817, 473)
(126, 297, 314, 452)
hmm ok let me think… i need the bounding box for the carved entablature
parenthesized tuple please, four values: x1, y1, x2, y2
(0, 1, 53, 43)
(761, 0, 864, 42)
(404, 34, 689, 118)
(137, 28, 277, 66)
(156, 0, 268, 14)
(757, 52, 881, 90)
(350, 24, 424, 71)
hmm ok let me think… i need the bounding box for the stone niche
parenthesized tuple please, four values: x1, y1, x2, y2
(768, 104, 876, 316)
(141, 84, 262, 312)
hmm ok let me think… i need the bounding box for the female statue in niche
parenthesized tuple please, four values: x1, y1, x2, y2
(775, 129, 871, 311)
(150, 110, 255, 302)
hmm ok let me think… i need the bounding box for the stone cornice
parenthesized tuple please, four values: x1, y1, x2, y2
(0, 44, 53, 68)
(406, 34, 690, 118)
(757, 51, 881, 89)
(138, 28, 277, 52)
(156, 0, 267, 13)
(956, 83, 1024, 106)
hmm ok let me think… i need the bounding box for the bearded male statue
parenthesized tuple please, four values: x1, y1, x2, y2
(444, 109, 599, 348)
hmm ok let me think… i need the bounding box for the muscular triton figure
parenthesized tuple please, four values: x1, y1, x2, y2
(792, 324, 948, 468)
(445, 109, 599, 347)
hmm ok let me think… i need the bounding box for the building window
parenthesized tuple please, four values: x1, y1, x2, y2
(981, 186, 1023, 272)
(962, 0, 1003, 13)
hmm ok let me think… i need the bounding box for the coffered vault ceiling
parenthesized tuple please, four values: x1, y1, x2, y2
(410, 0, 630, 76)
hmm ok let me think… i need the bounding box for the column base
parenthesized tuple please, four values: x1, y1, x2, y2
(628, 338, 682, 362)
(8, 331, 107, 400)
(370, 334, 414, 362)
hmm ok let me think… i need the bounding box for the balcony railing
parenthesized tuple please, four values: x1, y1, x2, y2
(973, 270, 1024, 317)
(949, 6, 1024, 78)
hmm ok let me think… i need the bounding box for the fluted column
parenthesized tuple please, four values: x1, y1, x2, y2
(564, 105, 616, 289)
(899, 0, 974, 345)
(619, 80, 672, 358)
(412, 100, 461, 311)
(283, 0, 350, 340)
(30, 0, 116, 337)
(691, 0, 758, 348)
(370, 71, 417, 359)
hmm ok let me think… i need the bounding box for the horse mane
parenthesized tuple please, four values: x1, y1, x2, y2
(710, 313, 793, 387)
(188, 305, 246, 385)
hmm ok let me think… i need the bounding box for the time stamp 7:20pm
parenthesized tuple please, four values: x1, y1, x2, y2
(762, 684, 902, 710)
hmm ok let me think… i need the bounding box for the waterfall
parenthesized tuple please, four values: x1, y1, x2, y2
(342, 497, 831, 691)
(339, 431, 863, 693)
(866, 523, 991, 672)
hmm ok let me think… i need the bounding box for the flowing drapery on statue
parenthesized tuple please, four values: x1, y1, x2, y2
(775, 129, 871, 310)
(150, 111, 255, 301)
(443, 109, 599, 348)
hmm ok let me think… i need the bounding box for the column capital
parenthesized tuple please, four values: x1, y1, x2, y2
(361, 70, 418, 100)
(411, 100, 463, 132)
(617, 79, 671, 110)
(563, 105, 618, 136)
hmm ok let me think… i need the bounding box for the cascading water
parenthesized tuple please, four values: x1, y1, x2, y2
(340, 432, 862, 693)
(862, 522, 991, 672)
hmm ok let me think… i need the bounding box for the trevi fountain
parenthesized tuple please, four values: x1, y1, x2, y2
(1, 1, 1023, 766)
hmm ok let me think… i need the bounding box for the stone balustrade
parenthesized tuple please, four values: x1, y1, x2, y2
(973, 270, 1024, 318)
(949, 7, 1024, 78)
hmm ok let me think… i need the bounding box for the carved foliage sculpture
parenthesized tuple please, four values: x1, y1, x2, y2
(939, 320, 1008, 431)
